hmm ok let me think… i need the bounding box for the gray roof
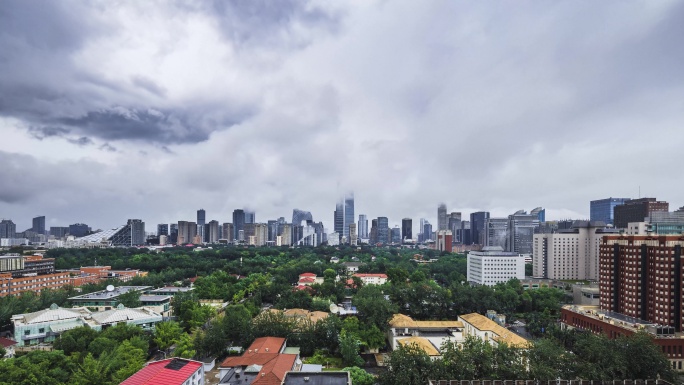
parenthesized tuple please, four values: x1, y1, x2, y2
(69, 286, 151, 301)
(73, 227, 124, 243)
(14, 305, 90, 325)
(90, 306, 161, 324)
(282, 372, 350, 385)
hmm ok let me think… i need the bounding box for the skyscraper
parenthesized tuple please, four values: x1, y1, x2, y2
(233, 209, 245, 241)
(334, 201, 344, 238)
(469, 212, 490, 245)
(206, 220, 219, 243)
(484, 218, 508, 249)
(267, 220, 278, 242)
(358, 214, 368, 239)
(613, 198, 669, 229)
(448, 212, 461, 243)
(177, 221, 196, 245)
(222, 223, 234, 242)
(370, 219, 378, 244)
(590, 197, 631, 226)
(170, 224, 178, 244)
(402, 218, 412, 241)
(507, 209, 541, 254)
(197, 209, 206, 242)
(244, 211, 255, 224)
(32, 216, 46, 235)
(344, 193, 354, 239)
(292, 209, 313, 226)
(422, 221, 433, 242)
(377, 217, 389, 244)
(68, 223, 89, 238)
(438, 204, 448, 231)
(349, 223, 357, 246)
(391, 227, 401, 244)
(157, 224, 169, 237)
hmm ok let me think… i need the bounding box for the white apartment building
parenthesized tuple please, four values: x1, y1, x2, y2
(532, 221, 616, 280)
(467, 246, 525, 286)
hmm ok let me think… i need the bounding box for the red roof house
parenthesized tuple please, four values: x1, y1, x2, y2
(218, 337, 297, 385)
(120, 358, 204, 385)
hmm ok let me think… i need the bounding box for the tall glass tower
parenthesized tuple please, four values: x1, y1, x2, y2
(343, 192, 354, 239)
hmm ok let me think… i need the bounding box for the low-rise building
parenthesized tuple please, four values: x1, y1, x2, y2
(0, 337, 18, 358)
(218, 337, 298, 385)
(11, 303, 163, 346)
(458, 313, 530, 348)
(120, 358, 204, 385)
(388, 314, 463, 353)
(352, 273, 388, 285)
(68, 286, 151, 311)
(282, 371, 351, 385)
(0, 254, 72, 297)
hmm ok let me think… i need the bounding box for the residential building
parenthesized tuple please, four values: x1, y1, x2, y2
(467, 246, 525, 286)
(0, 219, 16, 239)
(221, 223, 234, 242)
(613, 198, 669, 229)
(121, 358, 205, 385)
(352, 273, 388, 285)
(0, 337, 18, 358)
(590, 197, 631, 226)
(348, 223, 357, 246)
(532, 220, 617, 280)
(484, 218, 508, 249)
(0, 254, 72, 297)
(458, 313, 530, 348)
(177, 221, 197, 245)
(470, 212, 490, 245)
(206, 220, 219, 243)
(437, 230, 453, 252)
(599, 235, 684, 331)
(402, 218, 412, 242)
(280, 224, 292, 246)
(254, 223, 268, 246)
(218, 337, 298, 385)
(438, 203, 448, 231)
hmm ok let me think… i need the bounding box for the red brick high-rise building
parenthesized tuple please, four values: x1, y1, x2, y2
(599, 235, 684, 330)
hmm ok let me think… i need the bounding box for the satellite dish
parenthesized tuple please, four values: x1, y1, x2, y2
(329, 303, 339, 314)
(106, 285, 115, 292)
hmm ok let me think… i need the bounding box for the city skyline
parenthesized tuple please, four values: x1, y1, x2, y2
(2, 2, 683, 234)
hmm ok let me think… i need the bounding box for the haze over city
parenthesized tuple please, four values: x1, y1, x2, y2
(1, 1, 683, 231)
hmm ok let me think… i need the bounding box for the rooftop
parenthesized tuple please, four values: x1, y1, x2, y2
(562, 305, 678, 336)
(120, 358, 203, 385)
(282, 372, 351, 385)
(69, 286, 151, 301)
(0, 337, 18, 348)
(12, 304, 91, 325)
(389, 313, 463, 329)
(147, 286, 194, 294)
(398, 336, 440, 356)
(90, 305, 161, 324)
(459, 313, 530, 348)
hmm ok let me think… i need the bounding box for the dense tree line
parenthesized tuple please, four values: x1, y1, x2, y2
(380, 330, 677, 385)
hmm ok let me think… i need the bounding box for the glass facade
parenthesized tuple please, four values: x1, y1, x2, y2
(590, 197, 631, 226)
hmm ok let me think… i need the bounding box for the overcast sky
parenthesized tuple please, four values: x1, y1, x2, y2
(1, 1, 683, 233)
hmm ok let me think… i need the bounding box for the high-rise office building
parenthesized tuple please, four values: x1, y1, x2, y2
(358, 215, 368, 239)
(370, 219, 378, 245)
(157, 224, 169, 237)
(391, 227, 401, 244)
(470, 212, 490, 245)
(109, 219, 145, 246)
(32, 216, 46, 235)
(484, 218, 508, 249)
(459, 221, 471, 245)
(334, 202, 344, 239)
(49, 226, 69, 239)
(344, 193, 354, 239)
(0, 219, 17, 239)
(402, 218, 412, 241)
(68, 223, 89, 238)
(421, 220, 433, 242)
(599, 235, 684, 331)
(590, 197, 631, 226)
(292, 209, 312, 226)
(197, 209, 206, 241)
(507, 209, 542, 254)
(613, 198, 669, 229)
(267, 220, 278, 242)
(377, 217, 389, 245)
(169, 224, 178, 244)
(448, 212, 461, 243)
(244, 211, 255, 224)
(233, 209, 245, 241)
(438, 204, 448, 231)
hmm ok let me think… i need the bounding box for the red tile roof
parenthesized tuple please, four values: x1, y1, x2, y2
(251, 354, 297, 385)
(299, 272, 316, 277)
(0, 337, 17, 348)
(353, 273, 388, 278)
(218, 337, 296, 385)
(298, 277, 316, 283)
(120, 358, 202, 385)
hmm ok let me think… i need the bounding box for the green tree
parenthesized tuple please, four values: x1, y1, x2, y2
(72, 353, 111, 385)
(378, 343, 435, 385)
(154, 321, 183, 352)
(116, 289, 142, 308)
(353, 285, 398, 332)
(339, 330, 364, 367)
(173, 333, 196, 359)
(342, 366, 375, 385)
(359, 324, 386, 351)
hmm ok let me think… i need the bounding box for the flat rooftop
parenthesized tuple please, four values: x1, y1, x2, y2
(148, 286, 194, 293)
(69, 286, 151, 300)
(562, 305, 680, 336)
(282, 372, 350, 385)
